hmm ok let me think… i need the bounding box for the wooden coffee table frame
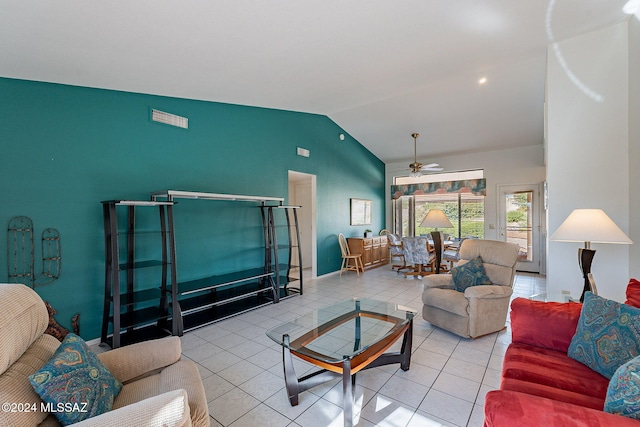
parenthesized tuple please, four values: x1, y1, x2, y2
(278, 303, 413, 427)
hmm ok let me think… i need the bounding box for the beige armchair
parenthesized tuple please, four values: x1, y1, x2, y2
(421, 239, 519, 338)
(0, 283, 209, 427)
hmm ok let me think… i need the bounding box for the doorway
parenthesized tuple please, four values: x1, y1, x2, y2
(498, 183, 543, 273)
(288, 171, 316, 278)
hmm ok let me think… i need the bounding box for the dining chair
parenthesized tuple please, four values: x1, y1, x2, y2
(386, 233, 408, 272)
(402, 236, 435, 277)
(338, 233, 364, 276)
(443, 238, 465, 270)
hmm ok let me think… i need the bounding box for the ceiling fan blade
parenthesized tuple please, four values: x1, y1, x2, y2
(422, 163, 439, 168)
(421, 167, 443, 172)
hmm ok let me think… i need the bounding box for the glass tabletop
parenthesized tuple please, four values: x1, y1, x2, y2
(529, 293, 579, 303)
(266, 298, 417, 364)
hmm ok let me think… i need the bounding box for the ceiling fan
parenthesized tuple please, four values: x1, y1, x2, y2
(409, 132, 443, 177)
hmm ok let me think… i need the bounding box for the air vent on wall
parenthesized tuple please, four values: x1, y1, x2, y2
(151, 109, 189, 129)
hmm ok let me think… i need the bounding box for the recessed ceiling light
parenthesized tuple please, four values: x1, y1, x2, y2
(478, 77, 488, 85)
(623, 0, 640, 14)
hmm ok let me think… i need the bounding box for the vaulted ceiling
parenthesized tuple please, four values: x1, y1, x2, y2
(0, 1, 632, 163)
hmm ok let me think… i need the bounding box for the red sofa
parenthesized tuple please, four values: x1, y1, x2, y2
(484, 297, 640, 426)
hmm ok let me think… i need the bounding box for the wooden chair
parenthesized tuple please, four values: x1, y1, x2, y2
(387, 232, 409, 272)
(402, 236, 436, 277)
(443, 238, 465, 270)
(338, 233, 364, 276)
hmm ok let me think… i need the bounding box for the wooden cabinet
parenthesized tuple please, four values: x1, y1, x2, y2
(347, 236, 389, 269)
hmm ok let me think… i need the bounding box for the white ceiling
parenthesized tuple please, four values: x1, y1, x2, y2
(0, 1, 632, 164)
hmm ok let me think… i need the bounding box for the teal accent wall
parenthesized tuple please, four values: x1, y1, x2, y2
(0, 77, 385, 340)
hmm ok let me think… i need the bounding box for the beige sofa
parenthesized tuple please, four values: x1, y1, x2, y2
(0, 283, 209, 427)
(422, 239, 519, 338)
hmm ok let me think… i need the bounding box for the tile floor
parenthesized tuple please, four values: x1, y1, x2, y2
(180, 268, 546, 427)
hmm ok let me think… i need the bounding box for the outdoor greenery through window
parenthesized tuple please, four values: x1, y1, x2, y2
(393, 170, 485, 239)
(505, 191, 533, 262)
(415, 193, 484, 238)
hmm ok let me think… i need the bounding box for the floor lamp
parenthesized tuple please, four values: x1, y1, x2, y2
(420, 209, 453, 274)
(550, 209, 632, 302)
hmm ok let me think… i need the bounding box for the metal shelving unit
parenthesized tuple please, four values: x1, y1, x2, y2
(100, 200, 179, 348)
(262, 205, 303, 300)
(150, 190, 302, 332)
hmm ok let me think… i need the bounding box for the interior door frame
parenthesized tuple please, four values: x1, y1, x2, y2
(497, 183, 543, 273)
(288, 171, 317, 278)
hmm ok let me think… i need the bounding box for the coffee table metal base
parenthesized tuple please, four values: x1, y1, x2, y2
(281, 319, 412, 427)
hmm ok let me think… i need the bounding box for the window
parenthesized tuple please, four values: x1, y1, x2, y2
(414, 193, 484, 238)
(392, 170, 485, 239)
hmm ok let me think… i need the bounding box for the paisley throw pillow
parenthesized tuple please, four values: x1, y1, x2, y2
(29, 333, 122, 425)
(568, 292, 640, 379)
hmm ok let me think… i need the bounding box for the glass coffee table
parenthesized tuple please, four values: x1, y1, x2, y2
(266, 298, 417, 427)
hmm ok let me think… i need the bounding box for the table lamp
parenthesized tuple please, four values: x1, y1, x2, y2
(550, 209, 632, 302)
(420, 209, 453, 231)
(420, 209, 453, 274)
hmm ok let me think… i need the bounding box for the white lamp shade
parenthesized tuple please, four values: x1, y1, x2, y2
(550, 209, 633, 244)
(420, 209, 453, 229)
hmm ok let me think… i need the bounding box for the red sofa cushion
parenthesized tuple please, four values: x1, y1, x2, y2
(510, 297, 582, 353)
(501, 343, 609, 410)
(484, 390, 640, 427)
(626, 278, 640, 308)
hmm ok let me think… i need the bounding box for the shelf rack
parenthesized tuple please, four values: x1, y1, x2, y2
(101, 200, 179, 348)
(150, 190, 302, 332)
(261, 205, 303, 301)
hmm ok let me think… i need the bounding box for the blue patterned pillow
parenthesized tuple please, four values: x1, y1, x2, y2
(605, 355, 640, 418)
(451, 256, 492, 292)
(568, 292, 640, 379)
(29, 333, 122, 425)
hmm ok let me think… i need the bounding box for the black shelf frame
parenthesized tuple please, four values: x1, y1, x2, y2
(101, 200, 179, 348)
(149, 190, 302, 331)
(263, 205, 303, 299)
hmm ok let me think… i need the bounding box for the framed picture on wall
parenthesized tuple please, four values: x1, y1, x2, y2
(350, 198, 372, 226)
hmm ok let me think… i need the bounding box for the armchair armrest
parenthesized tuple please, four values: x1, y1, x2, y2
(484, 390, 638, 427)
(422, 274, 455, 290)
(464, 284, 512, 299)
(98, 336, 182, 383)
(72, 389, 190, 427)
(510, 297, 582, 353)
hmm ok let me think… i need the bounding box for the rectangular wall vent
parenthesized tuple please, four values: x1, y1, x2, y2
(297, 147, 310, 157)
(151, 109, 189, 129)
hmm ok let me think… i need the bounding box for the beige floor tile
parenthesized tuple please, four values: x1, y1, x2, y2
(378, 375, 429, 409)
(419, 389, 474, 426)
(218, 359, 265, 386)
(229, 403, 291, 427)
(432, 371, 481, 403)
(360, 394, 418, 426)
(208, 387, 260, 426)
(238, 370, 285, 402)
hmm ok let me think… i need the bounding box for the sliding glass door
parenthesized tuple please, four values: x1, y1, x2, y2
(394, 193, 484, 239)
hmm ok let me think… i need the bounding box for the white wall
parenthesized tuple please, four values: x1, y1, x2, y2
(385, 144, 546, 256)
(546, 22, 631, 301)
(630, 17, 640, 280)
